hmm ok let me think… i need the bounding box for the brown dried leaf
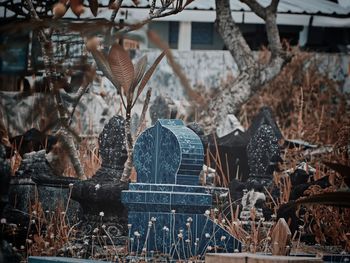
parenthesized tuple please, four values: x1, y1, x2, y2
(132, 55, 147, 92)
(53, 3, 67, 18)
(183, 0, 195, 8)
(90, 48, 121, 94)
(70, 0, 85, 17)
(88, 0, 99, 17)
(133, 51, 165, 105)
(108, 43, 134, 96)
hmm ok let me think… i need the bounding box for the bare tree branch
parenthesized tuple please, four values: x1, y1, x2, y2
(25, 0, 86, 179)
(215, 0, 255, 72)
(268, 0, 279, 13)
(265, 1, 282, 59)
(240, 0, 266, 19)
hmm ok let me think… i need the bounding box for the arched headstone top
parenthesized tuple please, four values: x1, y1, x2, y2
(133, 119, 204, 185)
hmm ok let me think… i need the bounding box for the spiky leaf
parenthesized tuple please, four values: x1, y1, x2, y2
(88, 0, 98, 17)
(133, 51, 165, 105)
(90, 49, 121, 94)
(108, 44, 134, 96)
(132, 55, 148, 91)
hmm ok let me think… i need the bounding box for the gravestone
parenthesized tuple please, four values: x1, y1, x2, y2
(122, 120, 241, 260)
(71, 116, 128, 248)
(246, 124, 280, 188)
(149, 95, 178, 125)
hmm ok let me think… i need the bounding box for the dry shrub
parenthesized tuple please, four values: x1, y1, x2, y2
(240, 49, 350, 251)
(241, 50, 349, 147)
(63, 136, 101, 178)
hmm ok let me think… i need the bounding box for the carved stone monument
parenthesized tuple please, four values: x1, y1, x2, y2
(71, 116, 128, 245)
(122, 120, 241, 260)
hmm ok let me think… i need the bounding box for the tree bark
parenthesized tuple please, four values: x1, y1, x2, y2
(204, 0, 286, 134)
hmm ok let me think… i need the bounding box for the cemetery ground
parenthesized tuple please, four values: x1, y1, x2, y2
(1, 49, 350, 262)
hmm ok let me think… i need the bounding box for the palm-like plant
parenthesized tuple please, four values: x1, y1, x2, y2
(87, 38, 166, 182)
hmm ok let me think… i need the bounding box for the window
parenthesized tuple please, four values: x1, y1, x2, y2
(168, 21, 179, 48)
(191, 22, 213, 45)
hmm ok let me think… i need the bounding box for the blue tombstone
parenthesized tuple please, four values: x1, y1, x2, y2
(122, 120, 241, 260)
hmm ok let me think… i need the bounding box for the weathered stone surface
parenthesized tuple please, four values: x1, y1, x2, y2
(246, 124, 281, 188)
(97, 115, 127, 174)
(123, 119, 241, 259)
(149, 95, 178, 125)
(71, 115, 129, 246)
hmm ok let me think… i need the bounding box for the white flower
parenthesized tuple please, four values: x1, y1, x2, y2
(93, 228, 99, 233)
(103, 235, 107, 239)
(151, 217, 156, 222)
(102, 224, 106, 229)
(99, 211, 104, 217)
(187, 217, 193, 222)
(214, 208, 219, 213)
(220, 236, 226, 241)
(69, 183, 74, 189)
(207, 245, 213, 251)
(50, 233, 55, 239)
(205, 210, 210, 216)
(26, 239, 33, 244)
(195, 238, 199, 242)
(205, 233, 210, 238)
(84, 240, 89, 245)
(127, 224, 132, 229)
(221, 219, 226, 224)
(186, 223, 190, 227)
(194, 242, 198, 246)
(162, 226, 169, 232)
(234, 249, 239, 253)
(185, 239, 190, 243)
(214, 219, 218, 224)
(142, 247, 147, 252)
(44, 242, 50, 248)
(148, 221, 152, 227)
(134, 231, 140, 237)
(178, 233, 183, 239)
(32, 211, 37, 216)
(95, 184, 101, 190)
(20, 245, 25, 250)
(171, 209, 176, 214)
(1, 218, 7, 224)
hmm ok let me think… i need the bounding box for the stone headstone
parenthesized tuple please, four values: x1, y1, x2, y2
(133, 119, 203, 185)
(271, 218, 291, 256)
(247, 107, 283, 140)
(122, 119, 241, 260)
(216, 114, 245, 138)
(149, 95, 177, 125)
(246, 124, 281, 188)
(97, 115, 127, 173)
(71, 116, 129, 248)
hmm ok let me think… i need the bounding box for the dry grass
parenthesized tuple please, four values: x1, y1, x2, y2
(238, 49, 350, 252)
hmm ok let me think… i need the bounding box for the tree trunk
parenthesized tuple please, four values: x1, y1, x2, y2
(203, 0, 286, 134)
